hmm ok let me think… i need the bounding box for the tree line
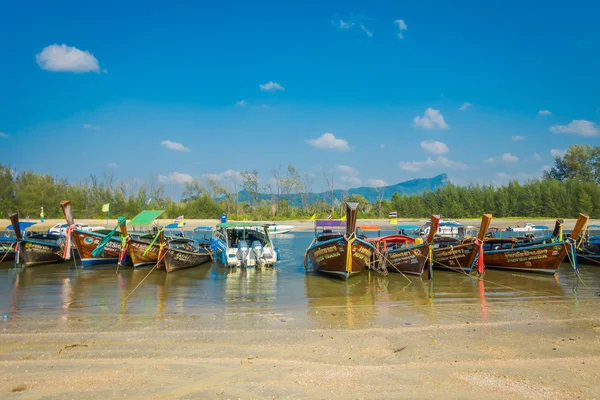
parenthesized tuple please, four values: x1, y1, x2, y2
(1, 144, 598, 220)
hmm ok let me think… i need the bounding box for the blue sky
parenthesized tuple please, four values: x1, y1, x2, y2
(1, 0, 599, 196)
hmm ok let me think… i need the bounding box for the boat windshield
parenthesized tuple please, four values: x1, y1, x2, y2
(226, 227, 269, 248)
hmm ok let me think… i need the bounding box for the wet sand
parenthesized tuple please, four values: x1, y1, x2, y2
(2, 299, 600, 399)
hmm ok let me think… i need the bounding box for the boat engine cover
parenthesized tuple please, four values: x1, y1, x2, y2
(236, 240, 249, 263)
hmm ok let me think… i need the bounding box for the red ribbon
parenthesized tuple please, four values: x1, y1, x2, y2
(119, 236, 131, 265)
(63, 225, 76, 260)
(475, 238, 484, 274)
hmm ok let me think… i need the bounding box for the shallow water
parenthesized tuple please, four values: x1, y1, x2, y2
(1, 232, 599, 323)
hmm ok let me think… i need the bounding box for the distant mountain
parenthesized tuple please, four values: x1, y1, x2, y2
(237, 174, 449, 206)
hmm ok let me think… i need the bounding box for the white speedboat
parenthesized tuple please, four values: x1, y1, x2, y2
(507, 222, 549, 232)
(266, 224, 294, 235)
(210, 222, 280, 267)
(420, 219, 473, 239)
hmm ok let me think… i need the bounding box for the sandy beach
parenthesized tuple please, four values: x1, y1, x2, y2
(1, 299, 600, 399)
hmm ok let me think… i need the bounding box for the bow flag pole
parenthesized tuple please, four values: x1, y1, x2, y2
(102, 203, 110, 228)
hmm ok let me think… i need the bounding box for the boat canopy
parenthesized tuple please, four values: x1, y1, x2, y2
(358, 225, 381, 231)
(533, 225, 550, 230)
(129, 210, 164, 226)
(216, 222, 268, 228)
(315, 220, 345, 227)
(164, 223, 183, 229)
(193, 226, 213, 231)
(7, 221, 37, 231)
(439, 221, 463, 227)
(396, 225, 420, 230)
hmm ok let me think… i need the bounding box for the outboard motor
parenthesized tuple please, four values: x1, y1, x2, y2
(236, 240, 249, 267)
(251, 240, 264, 267)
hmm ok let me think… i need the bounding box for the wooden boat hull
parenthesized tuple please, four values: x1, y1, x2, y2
(484, 242, 567, 274)
(432, 242, 481, 273)
(18, 240, 65, 267)
(576, 253, 600, 266)
(307, 236, 375, 280)
(164, 248, 212, 273)
(124, 239, 160, 268)
(71, 230, 123, 266)
(384, 243, 429, 276)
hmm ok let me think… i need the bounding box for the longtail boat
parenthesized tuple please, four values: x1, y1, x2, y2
(432, 214, 492, 274)
(304, 202, 376, 280)
(575, 224, 600, 266)
(484, 214, 589, 274)
(159, 231, 213, 273)
(61, 200, 126, 266)
(9, 214, 69, 267)
(0, 221, 36, 262)
(118, 210, 165, 268)
(363, 215, 440, 278)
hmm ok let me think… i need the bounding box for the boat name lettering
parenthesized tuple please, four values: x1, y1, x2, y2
(313, 245, 339, 257)
(24, 242, 55, 253)
(504, 249, 549, 263)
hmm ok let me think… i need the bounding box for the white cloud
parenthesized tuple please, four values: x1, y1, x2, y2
(485, 153, 519, 164)
(360, 24, 373, 37)
(36, 44, 100, 73)
(83, 124, 100, 130)
(366, 179, 386, 187)
(502, 153, 519, 162)
(550, 148, 566, 158)
(399, 156, 467, 172)
(259, 81, 285, 92)
(236, 100, 246, 107)
(259, 104, 269, 109)
(336, 165, 359, 176)
(0, 132, 8, 138)
(532, 152, 542, 161)
(511, 135, 525, 141)
(158, 172, 194, 184)
(306, 133, 350, 151)
(380, 144, 385, 149)
(395, 19, 408, 30)
(338, 20, 355, 29)
(107, 162, 118, 168)
(458, 102, 472, 111)
(161, 140, 190, 152)
(420, 140, 449, 154)
(413, 108, 448, 130)
(538, 110, 552, 116)
(495, 172, 512, 180)
(394, 19, 407, 39)
(550, 120, 599, 137)
(341, 176, 362, 186)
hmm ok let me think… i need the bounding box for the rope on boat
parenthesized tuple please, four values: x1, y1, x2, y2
(143, 228, 164, 256)
(0, 241, 16, 264)
(563, 241, 594, 293)
(433, 257, 547, 297)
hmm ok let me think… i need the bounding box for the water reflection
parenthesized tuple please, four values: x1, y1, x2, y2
(0, 233, 599, 323)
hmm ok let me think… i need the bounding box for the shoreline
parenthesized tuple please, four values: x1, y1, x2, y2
(1, 218, 597, 233)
